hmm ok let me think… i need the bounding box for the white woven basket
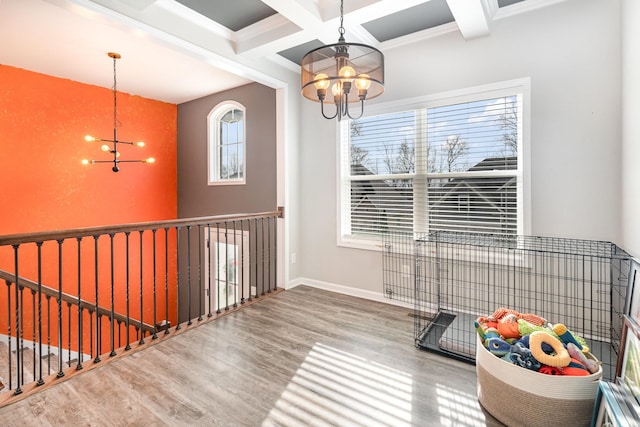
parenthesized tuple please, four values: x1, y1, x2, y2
(476, 335, 601, 427)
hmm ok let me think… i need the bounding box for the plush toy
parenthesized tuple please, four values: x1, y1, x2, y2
(490, 307, 547, 326)
(552, 323, 590, 354)
(485, 337, 513, 356)
(528, 331, 570, 367)
(497, 314, 521, 339)
(517, 319, 559, 339)
(486, 337, 541, 371)
(539, 365, 563, 375)
(508, 341, 542, 371)
(566, 342, 599, 374)
(562, 358, 590, 376)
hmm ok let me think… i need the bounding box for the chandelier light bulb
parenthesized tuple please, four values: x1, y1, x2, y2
(81, 159, 90, 165)
(146, 157, 156, 164)
(339, 66, 356, 82)
(85, 135, 97, 142)
(355, 74, 372, 91)
(314, 73, 330, 90)
(136, 141, 145, 147)
(101, 144, 110, 152)
(332, 82, 343, 97)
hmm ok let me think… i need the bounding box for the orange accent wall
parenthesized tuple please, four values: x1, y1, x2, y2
(0, 64, 178, 353)
(0, 64, 177, 233)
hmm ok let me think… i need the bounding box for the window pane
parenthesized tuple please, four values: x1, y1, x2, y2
(427, 96, 519, 172)
(351, 178, 414, 236)
(427, 176, 517, 235)
(350, 111, 416, 176)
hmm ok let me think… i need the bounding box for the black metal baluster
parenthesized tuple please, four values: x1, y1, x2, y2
(31, 289, 36, 383)
(109, 233, 116, 357)
(93, 235, 101, 363)
(175, 227, 181, 331)
(125, 232, 131, 350)
(19, 284, 24, 387)
(224, 221, 229, 311)
(89, 310, 93, 359)
(117, 320, 122, 348)
(273, 215, 278, 291)
(152, 229, 158, 338)
(216, 225, 222, 314)
(139, 230, 145, 345)
(6, 280, 13, 391)
(240, 220, 246, 305)
(233, 220, 238, 307)
(46, 295, 51, 375)
(187, 225, 192, 325)
(76, 237, 83, 370)
(248, 220, 254, 302)
(164, 228, 170, 334)
(266, 217, 272, 293)
(261, 217, 266, 296)
(67, 302, 72, 366)
(12, 244, 22, 395)
(207, 224, 213, 317)
(57, 239, 65, 378)
(36, 241, 44, 385)
(197, 225, 203, 321)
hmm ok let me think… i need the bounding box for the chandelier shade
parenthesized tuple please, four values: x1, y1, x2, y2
(300, 0, 384, 121)
(301, 42, 384, 105)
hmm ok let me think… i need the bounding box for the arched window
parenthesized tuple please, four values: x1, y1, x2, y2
(208, 101, 246, 185)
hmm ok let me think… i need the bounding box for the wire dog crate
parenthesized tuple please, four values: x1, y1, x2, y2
(384, 231, 631, 381)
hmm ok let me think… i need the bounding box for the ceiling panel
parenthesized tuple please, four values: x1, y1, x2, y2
(175, 0, 277, 31)
(361, 0, 455, 43)
(498, 0, 528, 7)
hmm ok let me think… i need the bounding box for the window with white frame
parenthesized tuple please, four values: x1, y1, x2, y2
(208, 101, 246, 185)
(339, 80, 528, 246)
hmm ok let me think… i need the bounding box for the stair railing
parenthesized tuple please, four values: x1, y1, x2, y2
(0, 211, 280, 400)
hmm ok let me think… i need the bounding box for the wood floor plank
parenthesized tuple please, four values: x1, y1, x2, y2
(0, 285, 503, 426)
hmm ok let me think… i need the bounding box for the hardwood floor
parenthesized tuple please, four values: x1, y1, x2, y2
(0, 286, 503, 426)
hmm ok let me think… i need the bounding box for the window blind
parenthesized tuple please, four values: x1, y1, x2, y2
(345, 92, 522, 238)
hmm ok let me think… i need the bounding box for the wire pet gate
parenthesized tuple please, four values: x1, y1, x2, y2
(383, 231, 631, 381)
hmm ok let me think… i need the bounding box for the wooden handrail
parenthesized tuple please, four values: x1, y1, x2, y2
(0, 210, 282, 246)
(0, 270, 155, 334)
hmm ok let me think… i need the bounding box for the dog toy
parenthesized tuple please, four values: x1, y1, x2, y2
(485, 337, 513, 356)
(561, 358, 590, 376)
(497, 314, 521, 339)
(552, 323, 590, 353)
(490, 307, 547, 326)
(539, 365, 563, 375)
(566, 342, 599, 374)
(508, 341, 541, 371)
(528, 331, 570, 367)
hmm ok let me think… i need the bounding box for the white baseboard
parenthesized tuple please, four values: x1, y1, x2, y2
(286, 277, 414, 310)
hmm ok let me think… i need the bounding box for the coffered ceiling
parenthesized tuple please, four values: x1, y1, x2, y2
(0, 0, 565, 104)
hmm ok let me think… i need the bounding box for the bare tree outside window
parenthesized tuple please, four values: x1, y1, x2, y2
(497, 99, 518, 156)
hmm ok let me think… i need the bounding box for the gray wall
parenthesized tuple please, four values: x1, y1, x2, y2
(293, 0, 623, 296)
(177, 82, 277, 218)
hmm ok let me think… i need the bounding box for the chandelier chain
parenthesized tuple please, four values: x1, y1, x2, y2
(339, 0, 345, 37)
(112, 55, 118, 132)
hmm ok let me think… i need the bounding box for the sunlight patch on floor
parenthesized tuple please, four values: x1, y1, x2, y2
(262, 343, 413, 427)
(436, 382, 489, 426)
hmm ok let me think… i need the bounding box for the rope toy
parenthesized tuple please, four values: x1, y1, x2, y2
(529, 331, 570, 367)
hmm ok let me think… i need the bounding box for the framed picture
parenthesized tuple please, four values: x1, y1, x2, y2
(591, 381, 639, 427)
(616, 315, 640, 408)
(625, 258, 640, 324)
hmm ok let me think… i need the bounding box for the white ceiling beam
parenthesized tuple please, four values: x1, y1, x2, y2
(446, 0, 492, 40)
